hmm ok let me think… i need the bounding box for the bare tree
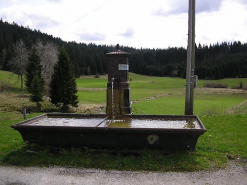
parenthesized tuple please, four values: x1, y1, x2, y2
(8, 40, 28, 91)
(35, 41, 58, 95)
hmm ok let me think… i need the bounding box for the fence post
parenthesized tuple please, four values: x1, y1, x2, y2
(23, 108, 26, 120)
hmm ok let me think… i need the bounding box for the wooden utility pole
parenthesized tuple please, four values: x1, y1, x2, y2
(185, 0, 196, 115)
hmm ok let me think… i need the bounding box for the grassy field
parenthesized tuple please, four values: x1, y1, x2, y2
(0, 70, 247, 171)
(76, 73, 247, 116)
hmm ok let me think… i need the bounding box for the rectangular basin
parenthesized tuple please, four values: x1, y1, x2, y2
(11, 113, 206, 150)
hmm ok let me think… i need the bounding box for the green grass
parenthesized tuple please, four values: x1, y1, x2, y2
(76, 76, 107, 88)
(132, 96, 185, 115)
(2, 114, 246, 171)
(77, 90, 106, 104)
(129, 74, 247, 116)
(132, 93, 246, 116)
(2, 146, 199, 171)
(194, 94, 246, 116)
(74, 73, 247, 116)
(1, 70, 247, 171)
(201, 78, 247, 88)
(0, 70, 24, 92)
(0, 112, 42, 161)
(198, 115, 247, 162)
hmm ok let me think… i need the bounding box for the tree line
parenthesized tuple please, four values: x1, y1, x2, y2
(129, 42, 247, 79)
(1, 19, 247, 80)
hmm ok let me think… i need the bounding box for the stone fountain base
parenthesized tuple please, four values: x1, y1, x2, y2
(11, 113, 206, 150)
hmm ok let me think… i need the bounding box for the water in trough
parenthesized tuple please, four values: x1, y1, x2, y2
(26, 117, 201, 129)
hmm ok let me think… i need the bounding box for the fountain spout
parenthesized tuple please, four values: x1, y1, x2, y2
(111, 78, 116, 119)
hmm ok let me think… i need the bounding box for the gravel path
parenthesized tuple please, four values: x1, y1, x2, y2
(0, 161, 246, 185)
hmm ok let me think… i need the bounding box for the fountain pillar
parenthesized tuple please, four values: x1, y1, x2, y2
(106, 44, 132, 116)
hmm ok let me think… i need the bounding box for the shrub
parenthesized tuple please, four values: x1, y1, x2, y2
(95, 73, 100, 78)
(231, 82, 244, 89)
(242, 85, 247, 90)
(203, 82, 228, 88)
(231, 85, 240, 89)
(0, 82, 10, 92)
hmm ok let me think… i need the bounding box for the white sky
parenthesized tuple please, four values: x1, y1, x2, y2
(1, 0, 247, 49)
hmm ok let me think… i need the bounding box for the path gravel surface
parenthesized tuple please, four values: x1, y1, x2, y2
(0, 161, 246, 185)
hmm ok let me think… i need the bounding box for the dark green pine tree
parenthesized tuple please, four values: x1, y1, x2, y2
(50, 46, 78, 112)
(29, 72, 45, 108)
(25, 47, 45, 109)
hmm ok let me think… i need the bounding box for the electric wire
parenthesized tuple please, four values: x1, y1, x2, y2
(58, 0, 114, 32)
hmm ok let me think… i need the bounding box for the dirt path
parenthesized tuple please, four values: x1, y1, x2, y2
(0, 161, 246, 185)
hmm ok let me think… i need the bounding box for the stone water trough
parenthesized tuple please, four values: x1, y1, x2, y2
(11, 113, 206, 150)
(11, 45, 206, 150)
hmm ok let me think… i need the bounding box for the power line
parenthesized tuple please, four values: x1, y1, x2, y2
(58, 0, 113, 32)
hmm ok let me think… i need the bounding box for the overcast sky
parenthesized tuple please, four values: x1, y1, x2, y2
(1, 0, 247, 49)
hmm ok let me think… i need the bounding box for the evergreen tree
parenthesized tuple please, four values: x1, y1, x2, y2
(25, 47, 45, 108)
(29, 72, 45, 108)
(25, 47, 43, 91)
(49, 46, 78, 112)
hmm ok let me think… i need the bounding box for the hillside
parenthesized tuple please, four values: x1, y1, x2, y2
(0, 20, 247, 79)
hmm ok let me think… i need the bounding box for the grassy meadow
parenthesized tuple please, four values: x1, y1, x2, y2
(76, 72, 247, 116)
(0, 70, 247, 171)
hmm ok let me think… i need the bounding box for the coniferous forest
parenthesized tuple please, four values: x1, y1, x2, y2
(1, 20, 247, 80)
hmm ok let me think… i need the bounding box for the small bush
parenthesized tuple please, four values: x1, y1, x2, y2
(1, 101, 36, 113)
(231, 82, 243, 89)
(204, 82, 228, 88)
(39, 101, 60, 112)
(231, 85, 241, 89)
(95, 73, 100, 78)
(202, 105, 218, 116)
(242, 85, 247, 90)
(0, 82, 10, 92)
